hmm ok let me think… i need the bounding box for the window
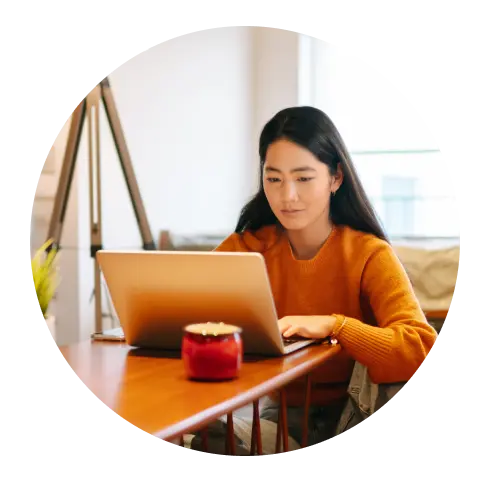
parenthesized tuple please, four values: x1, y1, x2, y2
(300, 37, 459, 242)
(381, 176, 416, 237)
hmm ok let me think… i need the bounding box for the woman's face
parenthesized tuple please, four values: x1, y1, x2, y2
(263, 139, 342, 231)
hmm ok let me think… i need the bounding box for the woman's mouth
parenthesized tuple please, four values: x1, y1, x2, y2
(281, 209, 304, 216)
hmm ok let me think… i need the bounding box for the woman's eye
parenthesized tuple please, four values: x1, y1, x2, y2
(266, 177, 281, 183)
(298, 177, 314, 182)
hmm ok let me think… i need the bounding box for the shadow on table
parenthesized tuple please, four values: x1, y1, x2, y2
(126, 347, 271, 363)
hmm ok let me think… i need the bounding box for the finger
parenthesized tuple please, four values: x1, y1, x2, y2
(279, 324, 292, 335)
(283, 326, 300, 338)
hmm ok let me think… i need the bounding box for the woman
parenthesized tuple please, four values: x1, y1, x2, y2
(195, 106, 437, 451)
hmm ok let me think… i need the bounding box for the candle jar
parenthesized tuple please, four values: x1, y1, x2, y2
(182, 322, 243, 381)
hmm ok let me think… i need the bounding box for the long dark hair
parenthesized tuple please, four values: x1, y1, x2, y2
(235, 106, 388, 242)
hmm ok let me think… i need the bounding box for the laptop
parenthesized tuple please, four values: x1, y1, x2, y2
(95, 250, 316, 356)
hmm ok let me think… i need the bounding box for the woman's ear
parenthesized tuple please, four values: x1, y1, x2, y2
(331, 164, 344, 194)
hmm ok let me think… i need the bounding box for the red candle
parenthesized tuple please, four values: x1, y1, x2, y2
(182, 323, 243, 381)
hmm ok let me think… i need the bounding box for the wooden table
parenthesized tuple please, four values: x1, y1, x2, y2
(60, 341, 341, 447)
(424, 310, 447, 333)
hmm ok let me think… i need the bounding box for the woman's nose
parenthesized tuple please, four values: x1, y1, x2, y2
(281, 181, 299, 202)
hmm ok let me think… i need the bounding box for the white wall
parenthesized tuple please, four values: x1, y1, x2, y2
(31, 26, 304, 345)
(100, 26, 255, 244)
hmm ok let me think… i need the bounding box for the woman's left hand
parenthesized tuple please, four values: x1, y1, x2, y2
(278, 315, 338, 339)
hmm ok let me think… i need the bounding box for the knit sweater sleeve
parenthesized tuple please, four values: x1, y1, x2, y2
(334, 242, 438, 384)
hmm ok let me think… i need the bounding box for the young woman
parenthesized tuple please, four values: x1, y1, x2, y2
(199, 106, 437, 450)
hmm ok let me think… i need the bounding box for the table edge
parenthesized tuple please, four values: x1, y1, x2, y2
(154, 344, 341, 440)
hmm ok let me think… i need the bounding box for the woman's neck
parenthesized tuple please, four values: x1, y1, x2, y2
(286, 216, 333, 260)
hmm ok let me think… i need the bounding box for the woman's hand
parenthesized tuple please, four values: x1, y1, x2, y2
(278, 315, 338, 339)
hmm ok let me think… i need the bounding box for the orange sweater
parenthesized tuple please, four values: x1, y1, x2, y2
(215, 224, 437, 406)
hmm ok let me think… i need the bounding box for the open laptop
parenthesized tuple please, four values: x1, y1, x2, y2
(95, 250, 316, 356)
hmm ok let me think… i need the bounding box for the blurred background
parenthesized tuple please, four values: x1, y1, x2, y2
(31, 27, 458, 346)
